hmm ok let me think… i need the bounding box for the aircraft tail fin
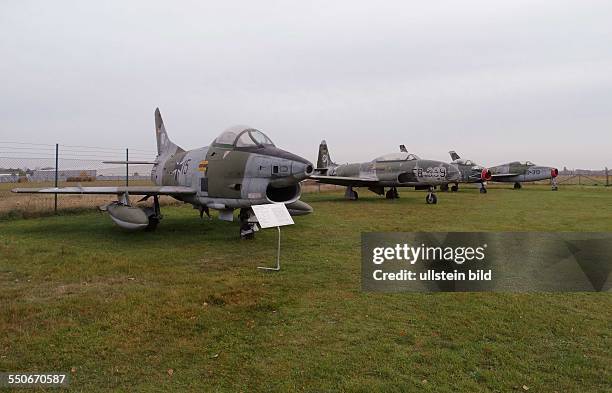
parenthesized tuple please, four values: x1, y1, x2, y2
(317, 140, 336, 169)
(449, 151, 460, 161)
(155, 108, 183, 156)
(399, 144, 408, 153)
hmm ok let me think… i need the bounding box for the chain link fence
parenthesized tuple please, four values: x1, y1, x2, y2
(0, 142, 158, 218)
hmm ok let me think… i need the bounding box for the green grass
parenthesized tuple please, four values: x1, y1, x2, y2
(0, 185, 611, 392)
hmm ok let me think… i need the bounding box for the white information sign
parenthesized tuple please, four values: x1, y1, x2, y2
(251, 203, 294, 229)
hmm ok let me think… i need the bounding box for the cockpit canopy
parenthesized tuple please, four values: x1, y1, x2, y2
(373, 152, 420, 162)
(213, 126, 275, 148)
(510, 160, 535, 166)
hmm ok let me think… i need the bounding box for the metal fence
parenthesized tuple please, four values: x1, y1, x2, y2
(0, 141, 157, 217)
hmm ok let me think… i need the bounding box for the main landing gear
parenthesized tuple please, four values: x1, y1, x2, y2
(345, 186, 359, 200)
(426, 187, 438, 204)
(513, 182, 522, 190)
(385, 187, 400, 199)
(551, 177, 558, 191)
(450, 184, 459, 192)
(239, 208, 257, 240)
(142, 195, 162, 231)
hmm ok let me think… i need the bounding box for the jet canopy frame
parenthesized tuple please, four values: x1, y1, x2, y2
(373, 152, 420, 162)
(213, 127, 275, 148)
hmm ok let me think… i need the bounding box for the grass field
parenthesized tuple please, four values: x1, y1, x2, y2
(1, 185, 611, 392)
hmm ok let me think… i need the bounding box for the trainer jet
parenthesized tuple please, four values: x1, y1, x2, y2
(444, 150, 492, 193)
(312, 141, 461, 204)
(488, 160, 559, 190)
(13, 108, 314, 238)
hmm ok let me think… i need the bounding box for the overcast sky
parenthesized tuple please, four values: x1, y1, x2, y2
(1, 0, 611, 168)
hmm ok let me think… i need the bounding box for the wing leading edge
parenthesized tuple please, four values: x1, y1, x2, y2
(12, 186, 196, 196)
(310, 175, 379, 187)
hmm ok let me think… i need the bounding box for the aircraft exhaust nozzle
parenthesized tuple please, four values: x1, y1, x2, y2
(481, 168, 492, 181)
(551, 168, 559, 178)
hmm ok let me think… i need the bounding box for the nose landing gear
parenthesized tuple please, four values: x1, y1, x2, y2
(426, 187, 438, 204)
(551, 177, 558, 191)
(239, 208, 258, 240)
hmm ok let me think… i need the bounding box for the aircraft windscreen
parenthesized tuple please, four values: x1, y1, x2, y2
(249, 130, 274, 146)
(213, 130, 239, 146)
(235, 132, 257, 147)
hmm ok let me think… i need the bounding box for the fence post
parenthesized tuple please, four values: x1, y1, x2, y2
(54, 143, 59, 214)
(126, 148, 129, 187)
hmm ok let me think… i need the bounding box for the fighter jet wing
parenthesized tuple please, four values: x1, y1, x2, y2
(12, 186, 196, 196)
(490, 173, 519, 179)
(310, 175, 379, 187)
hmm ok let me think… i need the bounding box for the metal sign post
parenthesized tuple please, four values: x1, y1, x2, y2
(251, 204, 294, 271)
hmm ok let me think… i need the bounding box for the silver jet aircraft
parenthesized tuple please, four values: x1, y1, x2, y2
(444, 150, 492, 193)
(312, 140, 461, 204)
(13, 108, 314, 238)
(488, 160, 559, 190)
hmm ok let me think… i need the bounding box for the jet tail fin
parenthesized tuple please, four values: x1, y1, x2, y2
(316, 140, 335, 169)
(449, 151, 460, 161)
(155, 108, 183, 156)
(399, 144, 408, 153)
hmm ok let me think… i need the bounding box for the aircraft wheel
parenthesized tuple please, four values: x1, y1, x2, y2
(239, 208, 256, 239)
(426, 193, 438, 204)
(240, 222, 256, 240)
(513, 182, 522, 189)
(393, 188, 400, 198)
(451, 185, 459, 192)
(385, 189, 394, 199)
(353, 191, 359, 200)
(145, 216, 159, 232)
(143, 207, 160, 231)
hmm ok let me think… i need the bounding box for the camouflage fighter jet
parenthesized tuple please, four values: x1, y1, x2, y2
(13, 108, 314, 239)
(488, 160, 559, 190)
(443, 150, 492, 193)
(312, 140, 461, 204)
